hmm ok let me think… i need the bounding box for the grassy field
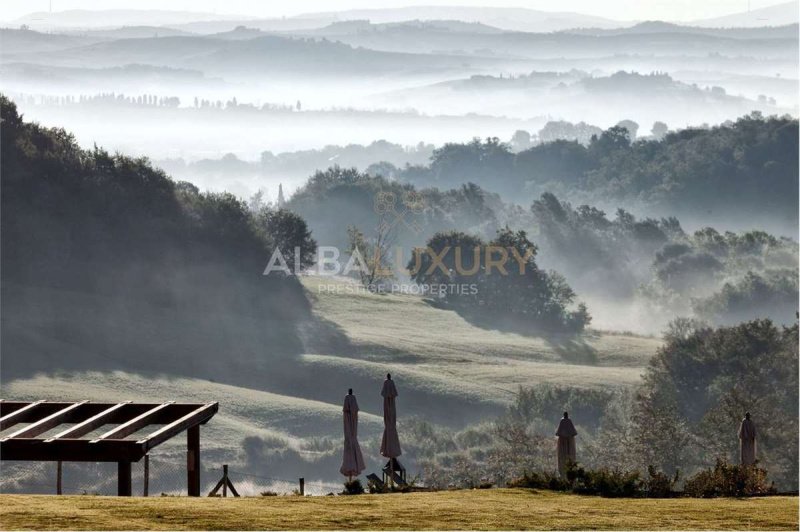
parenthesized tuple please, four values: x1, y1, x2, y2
(1, 490, 797, 531)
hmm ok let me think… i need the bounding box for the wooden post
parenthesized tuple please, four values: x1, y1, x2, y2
(187, 425, 200, 497)
(118, 461, 132, 496)
(143, 455, 149, 497)
(222, 465, 228, 497)
(56, 461, 62, 495)
(299, 477, 305, 496)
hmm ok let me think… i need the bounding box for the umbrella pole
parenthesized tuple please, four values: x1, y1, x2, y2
(390, 460, 395, 489)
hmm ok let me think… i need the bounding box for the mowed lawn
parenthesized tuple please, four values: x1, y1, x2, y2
(1, 489, 797, 531)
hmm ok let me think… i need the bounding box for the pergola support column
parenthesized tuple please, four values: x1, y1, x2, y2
(118, 461, 132, 496)
(187, 425, 200, 496)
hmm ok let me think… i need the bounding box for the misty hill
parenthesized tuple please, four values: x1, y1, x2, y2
(672, 70, 798, 108)
(292, 6, 627, 33)
(9, 96, 542, 170)
(0, 27, 103, 54)
(284, 19, 796, 59)
(305, 19, 505, 37)
(1, 63, 215, 93)
(166, 17, 338, 35)
(210, 25, 272, 40)
(1, 31, 507, 77)
(377, 70, 790, 126)
(690, 1, 798, 28)
(66, 25, 195, 39)
(562, 21, 800, 39)
(157, 140, 434, 191)
(2, 6, 628, 37)
(10, 9, 245, 29)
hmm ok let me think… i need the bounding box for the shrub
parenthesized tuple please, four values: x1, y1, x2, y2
(507, 471, 571, 491)
(260, 490, 278, 497)
(642, 465, 679, 498)
(684, 459, 775, 497)
(568, 463, 640, 498)
(342, 479, 365, 495)
(510, 464, 641, 497)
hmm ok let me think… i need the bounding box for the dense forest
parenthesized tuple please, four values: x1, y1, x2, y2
(395, 113, 798, 228)
(0, 95, 314, 382)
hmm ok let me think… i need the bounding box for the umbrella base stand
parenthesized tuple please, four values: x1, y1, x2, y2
(366, 473, 385, 490)
(381, 458, 407, 487)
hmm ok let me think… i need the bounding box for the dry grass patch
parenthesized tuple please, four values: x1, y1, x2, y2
(1, 489, 797, 531)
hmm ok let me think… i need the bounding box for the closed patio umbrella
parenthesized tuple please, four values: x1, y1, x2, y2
(380, 373, 402, 459)
(380, 373, 402, 487)
(340, 389, 366, 480)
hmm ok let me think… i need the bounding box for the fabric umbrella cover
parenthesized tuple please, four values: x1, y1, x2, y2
(340, 393, 366, 477)
(380, 377, 402, 458)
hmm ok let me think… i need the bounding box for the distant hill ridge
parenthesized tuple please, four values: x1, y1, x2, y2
(9, 4, 797, 35)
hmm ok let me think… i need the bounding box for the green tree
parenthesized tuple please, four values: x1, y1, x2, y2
(258, 208, 317, 273)
(634, 319, 799, 489)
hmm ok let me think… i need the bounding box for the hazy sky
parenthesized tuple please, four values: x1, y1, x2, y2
(1, 0, 792, 23)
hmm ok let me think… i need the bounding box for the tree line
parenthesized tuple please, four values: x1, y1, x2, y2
(395, 113, 798, 225)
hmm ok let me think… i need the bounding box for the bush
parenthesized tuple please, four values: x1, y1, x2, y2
(508, 471, 570, 491)
(684, 459, 775, 498)
(342, 479, 365, 495)
(567, 463, 641, 498)
(510, 464, 640, 497)
(642, 466, 679, 498)
(260, 490, 279, 497)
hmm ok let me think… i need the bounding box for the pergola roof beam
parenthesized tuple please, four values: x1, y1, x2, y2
(91, 401, 175, 441)
(0, 400, 45, 431)
(2, 401, 88, 440)
(138, 402, 218, 451)
(46, 401, 131, 441)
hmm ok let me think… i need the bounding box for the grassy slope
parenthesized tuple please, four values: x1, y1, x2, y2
(3, 276, 661, 487)
(1, 490, 797, 530)
(302, 276, 660, 400)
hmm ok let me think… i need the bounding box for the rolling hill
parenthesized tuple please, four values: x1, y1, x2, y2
(287, 19, 796, 59)
(0, 30, 512, 78)
(690, 1, 798, 28)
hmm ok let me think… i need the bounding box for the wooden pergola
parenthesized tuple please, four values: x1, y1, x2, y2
(0, 400, 219, 496)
